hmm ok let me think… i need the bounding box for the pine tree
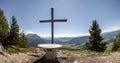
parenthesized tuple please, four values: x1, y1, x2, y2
(112, 33, 120, 51)
(8, 16, 19, 46)
(18, 31, 29, 48)
(0, 9, 9, 47)
(86, 20, 106, 52)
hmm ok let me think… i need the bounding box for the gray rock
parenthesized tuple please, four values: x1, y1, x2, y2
(0, 45, 6, 55)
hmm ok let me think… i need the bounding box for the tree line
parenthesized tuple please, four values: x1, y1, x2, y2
(0, 8, 29, 48)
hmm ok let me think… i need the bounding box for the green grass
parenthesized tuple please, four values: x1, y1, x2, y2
(62, 43, 83, 49)
(105, 42, 113, 52)
(5, 47, 30, 54)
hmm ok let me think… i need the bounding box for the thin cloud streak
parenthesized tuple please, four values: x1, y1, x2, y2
(25, 27, 120, 37)
(102, 27, 120, 33)
(25, 31, 35, 35)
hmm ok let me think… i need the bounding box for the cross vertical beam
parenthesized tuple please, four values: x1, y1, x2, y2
(40, 8, 67, 44)
(51, 8, 54, 44)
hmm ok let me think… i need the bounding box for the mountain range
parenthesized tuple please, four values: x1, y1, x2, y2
(26, 34, 46, 47)
(26, 30, 120, 48)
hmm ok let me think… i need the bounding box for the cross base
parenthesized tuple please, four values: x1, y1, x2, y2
(45, 48, 56, 60)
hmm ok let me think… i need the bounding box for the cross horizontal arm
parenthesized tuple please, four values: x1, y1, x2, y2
(54, 19, 67, 22)
(40, 19, 67, 23)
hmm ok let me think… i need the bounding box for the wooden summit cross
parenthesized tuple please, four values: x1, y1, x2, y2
(38, 8, 66, 60)
(40, 8, 67, 44)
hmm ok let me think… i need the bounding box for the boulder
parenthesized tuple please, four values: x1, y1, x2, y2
(0, 45, 6, 55)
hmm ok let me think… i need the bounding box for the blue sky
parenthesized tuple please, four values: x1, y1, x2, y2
(0, 0, 120, 37)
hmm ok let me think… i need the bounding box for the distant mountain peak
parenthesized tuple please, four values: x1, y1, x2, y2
(25, 33, 46, 47)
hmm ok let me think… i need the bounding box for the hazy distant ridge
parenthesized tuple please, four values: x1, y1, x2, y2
(26, 29, 120, 47)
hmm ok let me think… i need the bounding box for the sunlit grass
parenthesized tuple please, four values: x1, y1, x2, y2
(5, 47, 30, 54)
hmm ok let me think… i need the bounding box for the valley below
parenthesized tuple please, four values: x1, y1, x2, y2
(26, 29, 120, 50)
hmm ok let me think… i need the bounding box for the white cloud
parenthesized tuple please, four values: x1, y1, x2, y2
(55, 33, 78, 37)
(102, 27, 120, 33)
(38, 33, 51, 37)
(25, 31, 89, 37)
(38, 33, 81, 37)
(54, 33, 89, 37)
(25, 31, 35, 35)
(79, 33, 89, 36)
(25, 27, 120, 37)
